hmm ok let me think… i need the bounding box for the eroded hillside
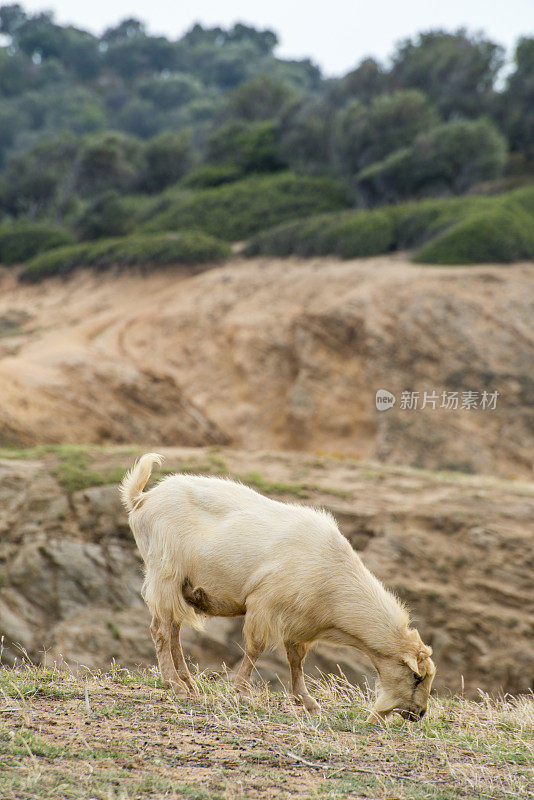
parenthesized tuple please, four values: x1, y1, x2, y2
(0, 446, 532, 699)
(0, 255, 532, 477)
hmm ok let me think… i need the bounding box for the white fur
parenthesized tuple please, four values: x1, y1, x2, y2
(121, 453, 436, 718)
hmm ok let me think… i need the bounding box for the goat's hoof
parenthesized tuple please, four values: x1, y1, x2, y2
(295, 694, 320, 713)
(164, 680, 190, 699)
(235, 684, 254, 704)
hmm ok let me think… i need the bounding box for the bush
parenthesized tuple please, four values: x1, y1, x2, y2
(143, 173, 350, 241)
(245, 208, 394, 258)
(142, 131, 193, 193)
(0, 222, 74, 264)
(356, 118, 507, 204)
(182, 163, 243, 189)
(388, 196, 488, 249)
(245, 188, 534, 264)
(20, 231, 230, 281)
(75, 192, 134, 240)
(504, 185, 534, 216)
(206, 120, 286, 174)
(413, 206, 534, 264)
(334, 89, 438, 176)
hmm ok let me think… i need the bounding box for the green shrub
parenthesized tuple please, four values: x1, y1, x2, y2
(206, 120, 286, 175)
(356, 118, 507, 204)
(76, 192, 133, 240)
(0, 223, 75, 264)
(245, 187, 534, 264)
(388, 196, 490, 249)
(413, 206, 534, 264)
(182, 164, 243, 189)
(20, 232, 230, 282)
(142, 172, 350, 241)
(334, 89, 438, 176)
(504, 186, 534, 216)
(245, 208, 394, 258)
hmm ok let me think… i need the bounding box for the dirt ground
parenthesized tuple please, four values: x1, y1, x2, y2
(1, 665, 532, 800)
(0, 255, 532, 477)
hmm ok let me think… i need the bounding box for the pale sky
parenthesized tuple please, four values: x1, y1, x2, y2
(16, 0, 534, 76)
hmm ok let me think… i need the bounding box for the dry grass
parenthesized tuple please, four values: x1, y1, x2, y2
(0, 656, 532, 800)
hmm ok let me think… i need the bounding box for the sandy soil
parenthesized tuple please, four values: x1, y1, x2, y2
(0, 255, 532, 477)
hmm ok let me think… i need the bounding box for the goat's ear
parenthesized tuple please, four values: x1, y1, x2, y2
(403, 654, 421, 676)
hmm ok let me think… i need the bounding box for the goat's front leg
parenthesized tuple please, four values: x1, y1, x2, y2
(150, 614, 189, 697)
(170, 621, 199, 696)
(285, 641, 320, 712)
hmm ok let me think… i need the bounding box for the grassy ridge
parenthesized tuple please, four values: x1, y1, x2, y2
(19, 231, 229, 282)
(0, 661, 532, 800)
(5, 180, 534, 280)
(245, 187, 534, 264)
(0, 222, 74, 264)
(141, 172, 351, 241)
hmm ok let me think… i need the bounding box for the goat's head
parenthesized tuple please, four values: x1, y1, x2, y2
(368, 629, 436, 722)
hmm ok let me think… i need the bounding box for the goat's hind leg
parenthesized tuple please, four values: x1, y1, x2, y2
(150, 613, 189, 697)
(285, 641, 320, 712)
(170, 621, 199, 696)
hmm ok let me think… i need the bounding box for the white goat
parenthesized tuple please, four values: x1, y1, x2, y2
(121, 453, 436, 720)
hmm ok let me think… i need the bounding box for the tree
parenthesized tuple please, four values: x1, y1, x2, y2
(0, 4, 27, 36)
(391, 30, 504, 119)
(102, 18, 145, 44)
(356, 118, 507, 204)
(74, 132, 144, 197)
(226, 23, 277, 55)
(142, 131, 193, 192)
(224, 75, 297, 121)
(173, 24, 278, 89)
(503, 38, 534, 156)
(75, 191, 134, 239)
(104, 35, 176, 80)
(0, 134, 80, 217)
(277, 98, 331, 174)
(15, 87, 106, 135)
(207, 120, 286, 174)
(0, 49, 32, 97)
(328, 58, 388, 107)
(138, 73, 204, 110)
(334, 90, 438, 176)
(8, 11, 101, 80)
(116, 98, 161, 138)
(263, 58, 322, 92)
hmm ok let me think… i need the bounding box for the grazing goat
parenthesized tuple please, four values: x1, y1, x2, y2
(120, 453, 436, 720)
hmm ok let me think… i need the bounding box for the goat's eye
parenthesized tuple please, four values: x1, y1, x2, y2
(413, 672, 423, 685)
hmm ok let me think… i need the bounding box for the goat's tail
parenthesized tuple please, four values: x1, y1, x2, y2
(120, 452, 164, 512)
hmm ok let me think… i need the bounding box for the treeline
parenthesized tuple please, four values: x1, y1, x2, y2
(0, 4, 533, 275)
(0, 5, 533, 214)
